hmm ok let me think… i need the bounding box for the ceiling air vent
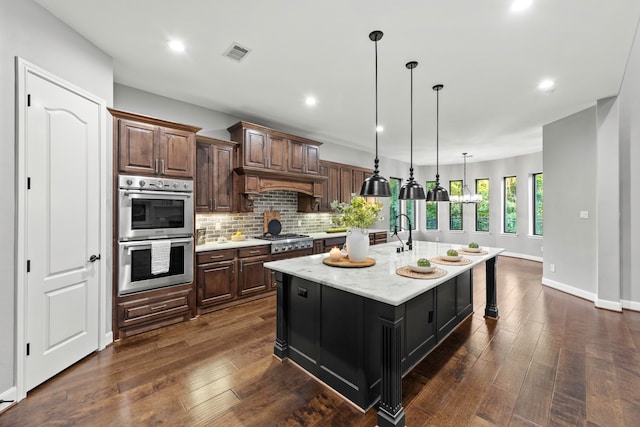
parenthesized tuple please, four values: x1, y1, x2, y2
(223, 42, 250, 62)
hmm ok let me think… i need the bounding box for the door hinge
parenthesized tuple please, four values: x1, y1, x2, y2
(27, 177, 31, 189)
(27, 260, 30, 273)
(27, 94, 31, 107)
(26, 343, 30, 356)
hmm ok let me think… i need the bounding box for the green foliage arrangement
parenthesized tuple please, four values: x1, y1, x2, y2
(469, 242, 479, 248)
(331, 194, 383, 229)
(417, 258, 431, 267)
(447, 249, 459, 257)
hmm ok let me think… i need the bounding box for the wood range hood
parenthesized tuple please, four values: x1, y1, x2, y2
(233, 166, 327, 211)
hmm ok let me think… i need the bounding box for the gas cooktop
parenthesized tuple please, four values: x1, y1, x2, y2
(255, 233, 310, 241)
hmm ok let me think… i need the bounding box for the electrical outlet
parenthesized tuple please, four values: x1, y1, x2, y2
(298, 220, 302, 227)
(550, 263, 556, 272)
(580, 210, 589, 219)
(435, 237, 439, 242)
(215, 222, 221, 231)
(540, 246, 543, 253)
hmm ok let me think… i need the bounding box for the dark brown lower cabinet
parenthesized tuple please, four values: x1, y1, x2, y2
(196, 245, 272, 313)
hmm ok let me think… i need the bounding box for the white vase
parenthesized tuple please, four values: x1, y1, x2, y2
(346, 227, 369, 262)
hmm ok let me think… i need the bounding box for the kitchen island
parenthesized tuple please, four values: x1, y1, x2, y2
(264, 240, 503, 427)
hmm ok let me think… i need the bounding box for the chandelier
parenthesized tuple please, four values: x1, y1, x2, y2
(450, 153, 482, 203)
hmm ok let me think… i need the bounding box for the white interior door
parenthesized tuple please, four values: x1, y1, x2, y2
(25, 70, 101, 391)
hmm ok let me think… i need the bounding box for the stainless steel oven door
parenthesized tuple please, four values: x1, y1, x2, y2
(118, 237, 194, 295)
(119, 189, 194, 240)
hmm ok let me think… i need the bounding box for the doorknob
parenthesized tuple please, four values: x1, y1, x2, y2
(88, 254, 101, 263)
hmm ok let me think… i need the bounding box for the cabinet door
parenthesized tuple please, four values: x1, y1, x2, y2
(243, 128, 267, 168)
(159, 128, 194, 178)
(195, 142, 213, 212)
(266, 134, 287, 171)
(213, 144, 233, 211)
(340, 167, 353, 203)
(238, 255, 269, 296)
(352, 169, 367, 196)
(326, 163, 341, 210)
(313, 240, 323, 254)
(118, 119, 159, 176)
(288, 140, 305, 174)
(197, 261, 236, 306)
(305, 144, 320, 175)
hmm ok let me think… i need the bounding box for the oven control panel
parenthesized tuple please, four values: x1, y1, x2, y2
(119, 174, 193, 192)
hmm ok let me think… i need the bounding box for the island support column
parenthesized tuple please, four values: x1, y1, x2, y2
(484, 256, 499, 318)
(377, 304, 406, 427)
(273, 272, 289, 359)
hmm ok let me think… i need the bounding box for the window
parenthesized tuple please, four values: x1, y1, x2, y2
(425, 181, 438, 229)
(475, 178, 489, 232)
(533, 173, 543, 236)
(389, 177, 401, 232)
(449, 180, 463, 230)
(389, 177, 416, 231)
(405, 200, 416, 230)
(503, 176, 517, 233)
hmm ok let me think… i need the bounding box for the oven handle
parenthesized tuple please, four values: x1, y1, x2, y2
(120, 237, 193, 248)
(123, 190, 192, 198)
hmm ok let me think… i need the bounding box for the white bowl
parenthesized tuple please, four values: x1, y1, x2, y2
(441, 254, 462, 262)
(410, 264, 436, 274)
(464, 246, 481, 253)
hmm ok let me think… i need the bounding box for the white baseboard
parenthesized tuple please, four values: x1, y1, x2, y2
(541, 277, 596, 302)
(0, 386, 17, 414)
(595, 299, 623, 312)
(501, 252, 543, 263)
(622, 300, 640, 312)
(104, 331, 113, 347)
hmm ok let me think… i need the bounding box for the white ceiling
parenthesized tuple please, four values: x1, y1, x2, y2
(36, 0, 640, 166)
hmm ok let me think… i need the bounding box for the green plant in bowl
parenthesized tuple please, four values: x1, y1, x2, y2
(412, 258, 435, 273)
(469, 242, 479, 248)
(417, 258, 431, 267)
(447, 249, 458, 256)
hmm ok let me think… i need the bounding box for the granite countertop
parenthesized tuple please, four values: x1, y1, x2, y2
(195, 238, 271, 252)
(264, 240, 504, 306)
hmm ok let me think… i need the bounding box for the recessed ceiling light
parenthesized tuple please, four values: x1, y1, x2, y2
(538, 79, 555, 91)
(168, 40, 185, 52)
(511, 0, 533, 12)
(305, 96, 317, 106)
(376, 125, 384, 132)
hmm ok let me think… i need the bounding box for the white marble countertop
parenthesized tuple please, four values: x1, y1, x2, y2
(195, 238, 271, 252)
(308, 229, 388, 240)
(264, 240, 504, 306)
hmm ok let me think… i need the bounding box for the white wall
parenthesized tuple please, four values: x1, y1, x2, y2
(415, 152, 544, 260)
(0, 0, 113, 398)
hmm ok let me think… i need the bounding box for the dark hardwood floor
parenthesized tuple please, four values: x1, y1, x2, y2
(3, 256, 640, 426)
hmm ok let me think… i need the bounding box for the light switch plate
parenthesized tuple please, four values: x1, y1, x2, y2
(580, 211, 589, 219)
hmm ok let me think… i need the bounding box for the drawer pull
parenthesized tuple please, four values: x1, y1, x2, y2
(150, 304, 167, 311)
(248, 250, 261, 254)
(209, 255, 224, 259)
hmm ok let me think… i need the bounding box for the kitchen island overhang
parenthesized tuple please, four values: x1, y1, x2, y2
(265, 241, 503, 427)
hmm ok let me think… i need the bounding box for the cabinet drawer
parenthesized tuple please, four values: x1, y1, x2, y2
(118, 290, 190, 328)
(197, 249, 236, 264)
(324, 236, 346, 249)
(238, 245, 269, 258)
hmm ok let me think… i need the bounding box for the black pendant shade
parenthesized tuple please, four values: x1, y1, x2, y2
(360, 30, 391, 198)
(399, 60, 426, 200)
(426, 84, 449, 202)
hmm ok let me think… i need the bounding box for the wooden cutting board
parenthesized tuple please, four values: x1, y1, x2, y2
(263, 209, 281, 233)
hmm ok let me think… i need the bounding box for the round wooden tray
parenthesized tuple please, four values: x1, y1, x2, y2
(457, 249, 488, 256)
(429, 257, 472, 266)
(396, 266, 447, 279)
(322, 256, 376, 268)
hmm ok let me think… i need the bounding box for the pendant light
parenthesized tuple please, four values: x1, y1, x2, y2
(399, 61, 426, 200)
(426, 84, 450, 202)
(450, 153, 482, 203)
(360, 30, 391, 198)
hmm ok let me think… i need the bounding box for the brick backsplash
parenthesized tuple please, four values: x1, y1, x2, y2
(196, 190, 335, 242)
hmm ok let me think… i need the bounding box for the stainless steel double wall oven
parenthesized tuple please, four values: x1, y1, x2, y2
(118, 175, 194, 295)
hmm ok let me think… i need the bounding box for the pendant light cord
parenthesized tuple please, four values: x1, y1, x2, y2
(409, 65, 414, 179)
(436, 87, 439, 177)
(373, 37, 380, 175)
